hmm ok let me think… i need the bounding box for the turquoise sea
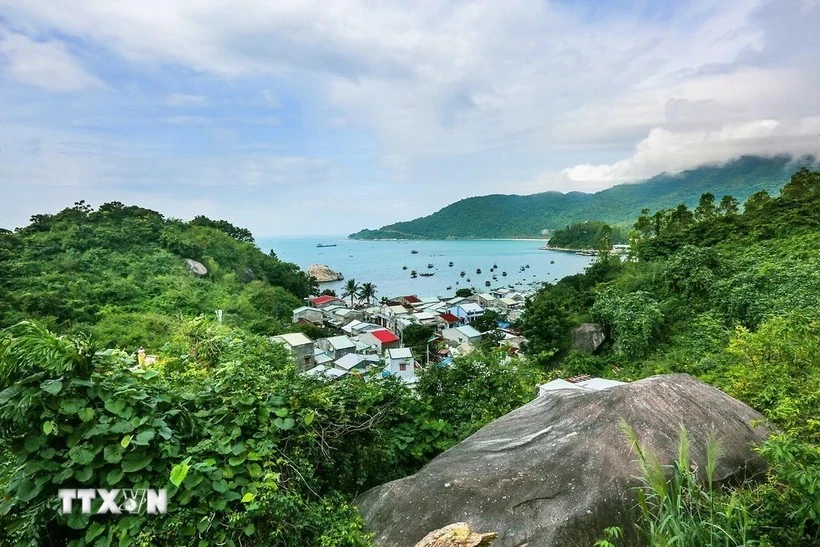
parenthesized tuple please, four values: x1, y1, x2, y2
(257, 236, 595, 300)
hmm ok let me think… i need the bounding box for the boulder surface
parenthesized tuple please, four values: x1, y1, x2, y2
(571, 322, 606, 353)
(356, 374, 769, 546)
(307, 263, 344, 283)
(184, 259, 208, 277)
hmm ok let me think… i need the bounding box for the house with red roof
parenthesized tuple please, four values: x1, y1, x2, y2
(309, 295, 345, 309)
(396, 295, 421, 306)
(359, 328, 401, 355)
(439, 312, 461, 329)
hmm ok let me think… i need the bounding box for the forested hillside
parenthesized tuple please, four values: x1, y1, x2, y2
(546, 221, 629, 249)
(521, 167, 820, 545)
(0, 169, 818, 545)
(0, 201, 317, 347)
(350, 155, 816, 240)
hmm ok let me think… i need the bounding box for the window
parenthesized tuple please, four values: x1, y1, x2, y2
(399, 362, 407, 371)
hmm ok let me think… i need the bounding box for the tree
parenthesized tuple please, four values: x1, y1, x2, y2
(455, 288, 474, 298)
(342, 279, 360, 307)
(402, 323, 435, 362)
(743, 190, 772, 216)
(520, 291, 573, 363)
(358, 282, 377, 305)
(471, 309, 502, 333)
(694, 193, 717, 222)
(718, 195, 739, 216)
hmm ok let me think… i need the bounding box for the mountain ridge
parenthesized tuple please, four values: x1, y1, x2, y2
(350, 155, 817, 240)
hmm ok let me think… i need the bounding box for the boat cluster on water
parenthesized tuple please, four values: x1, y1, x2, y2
(403, 250, 549, 290)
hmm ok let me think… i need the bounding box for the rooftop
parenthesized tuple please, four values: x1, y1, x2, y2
(271, 332, 313, 347)
(326, 335, 356, 350)
(388, 347, 413, 359)
(310, 295, 343, 306)
(455, 325, 482, 338)
(368, 328, 400, 343)
(439, 312, 460, 323)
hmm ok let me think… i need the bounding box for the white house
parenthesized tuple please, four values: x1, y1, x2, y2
(316, 335, 356, 360)
(386, 347, 416, 383)
(292, 306, 324, 325)
(447, 302, 485, 324)
(332, 308, 364, 325)
(358, 328, 401, 355)
(476, 293, 496, 307)
(304, 364, 348, 380)
(378, 304, 411, 330)
(270, 332, 315, 371)
(333, 353, 381, 373)
(442, 325, 483, 345)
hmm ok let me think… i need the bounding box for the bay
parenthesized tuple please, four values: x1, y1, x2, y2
(258, 236, 595, 300)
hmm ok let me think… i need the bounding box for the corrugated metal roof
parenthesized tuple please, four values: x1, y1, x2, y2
(271, 332, 313, 347)
(388, 347, 413, 359)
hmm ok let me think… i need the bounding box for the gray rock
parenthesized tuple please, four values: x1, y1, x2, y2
(571, 322, 606, 353)
(243, 267, 256, 282)
(356, 374, 769, 547)
(307, 264, 344, 283)
(184, 259, 208, 277)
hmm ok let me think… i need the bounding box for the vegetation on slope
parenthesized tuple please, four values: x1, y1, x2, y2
(546, 221, 629, 249)
(350, 155, 816, 240)
(522, 167, 820, 545)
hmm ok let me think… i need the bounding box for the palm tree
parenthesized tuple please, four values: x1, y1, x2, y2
(358, 282, 377, 305)
(342, 279, 360, 307)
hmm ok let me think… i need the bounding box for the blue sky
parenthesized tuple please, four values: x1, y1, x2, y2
(1, 0, 819, 235)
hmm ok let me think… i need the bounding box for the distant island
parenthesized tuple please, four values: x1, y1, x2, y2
(349, 155, 816, 240)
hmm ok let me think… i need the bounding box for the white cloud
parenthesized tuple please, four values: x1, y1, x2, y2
(164, 93, 209, 107)
(0, 32, 102, 91)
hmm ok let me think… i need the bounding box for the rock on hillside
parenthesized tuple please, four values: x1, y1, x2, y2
(356, 374, 770, 547)
(184, 258, 208, 277)
(307, 264, 344, 283)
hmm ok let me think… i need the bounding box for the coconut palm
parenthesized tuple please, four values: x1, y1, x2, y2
(342, 279, 360, 307)
(358, 282, 377, 305)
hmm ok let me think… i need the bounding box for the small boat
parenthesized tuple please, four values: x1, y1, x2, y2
(420, 272, 435, 277)
(525, 264, 530, 269)
(502, 271, 507, 276)
(316, 243, 337, 248)
(485, 280, 491, 286)
(466, 278, 471, 282)
(410, 270, 417, 278)
(446, 286, 452, 290)
(460, 271, 466, 277)
(427, 263, 434, 269)
(493, 263, 498, 269)
(411, 250, 418, 254)
(448, 261, 454, 267)
(476, 268, 482, 274)
(550, 260, 555, 264)
(402, 265, 408, 270)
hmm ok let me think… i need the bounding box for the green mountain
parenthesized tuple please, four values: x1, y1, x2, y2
(350, 155, 817, 240)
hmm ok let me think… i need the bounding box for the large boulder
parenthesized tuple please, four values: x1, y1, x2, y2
(356, 374, 769, 546)
(184, 259, 208, 277)
(307, 264, 344, 283)
(571, 322, 606, 353)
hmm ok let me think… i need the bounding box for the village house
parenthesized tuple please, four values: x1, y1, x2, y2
(309, 295, 345, 309)
(442, 324, 483, 346)
(410, 311, 443, 329)
(377, 303, 411, 330)
(490, 297, 523, 314)
(316, 335, 356, 360)
(341, 319, 382, 336)
(291, 306, 324, 325)
(358, 328, 401, 355)
(304, 364, 348, 380)
(333, 353, 381, 374)
(395, 295, 421, 307)
(385, 347, 416, 383)
(476, 292, 497, 308)
(447, 302, 485, 324)
(270, 332, 315, 371)
(331, 307, 364, 326)
(439, 312, 461, 329)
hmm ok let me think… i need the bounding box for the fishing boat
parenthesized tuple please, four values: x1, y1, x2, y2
(446, 286, 452, 290)
(411, 250, 418, 254)
(420, 272, 435, 277)
(316, 243, 337, 248)
(493, 263, 498, 269)
(525, 264, 530, 268)
(476, 268, 482, 274)
(427, 263, 434, 268)
(410, 270, 417, 278)
(460, 271, 466, 277)
(402, 265, 407, 270)
(502, 271, 507, 276)
(448, 261, 454, 267)
(484, 280, 491, 286)
(550, 260, 555, 264)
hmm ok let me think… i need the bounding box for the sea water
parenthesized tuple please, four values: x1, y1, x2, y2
(257, 236, 595, 300)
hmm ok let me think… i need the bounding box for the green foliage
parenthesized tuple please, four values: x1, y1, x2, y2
(548, 221, 628, 249)
(455, 288, 474, 298)
(593, 289, 664, 359)
(350, 156, 812, 239)
(401, 323, 436, 362)
(416, 351, 541, 440)
(519, 290, 573, 363)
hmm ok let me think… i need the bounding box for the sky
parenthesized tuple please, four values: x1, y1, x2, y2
(1, 0, 819, 236)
